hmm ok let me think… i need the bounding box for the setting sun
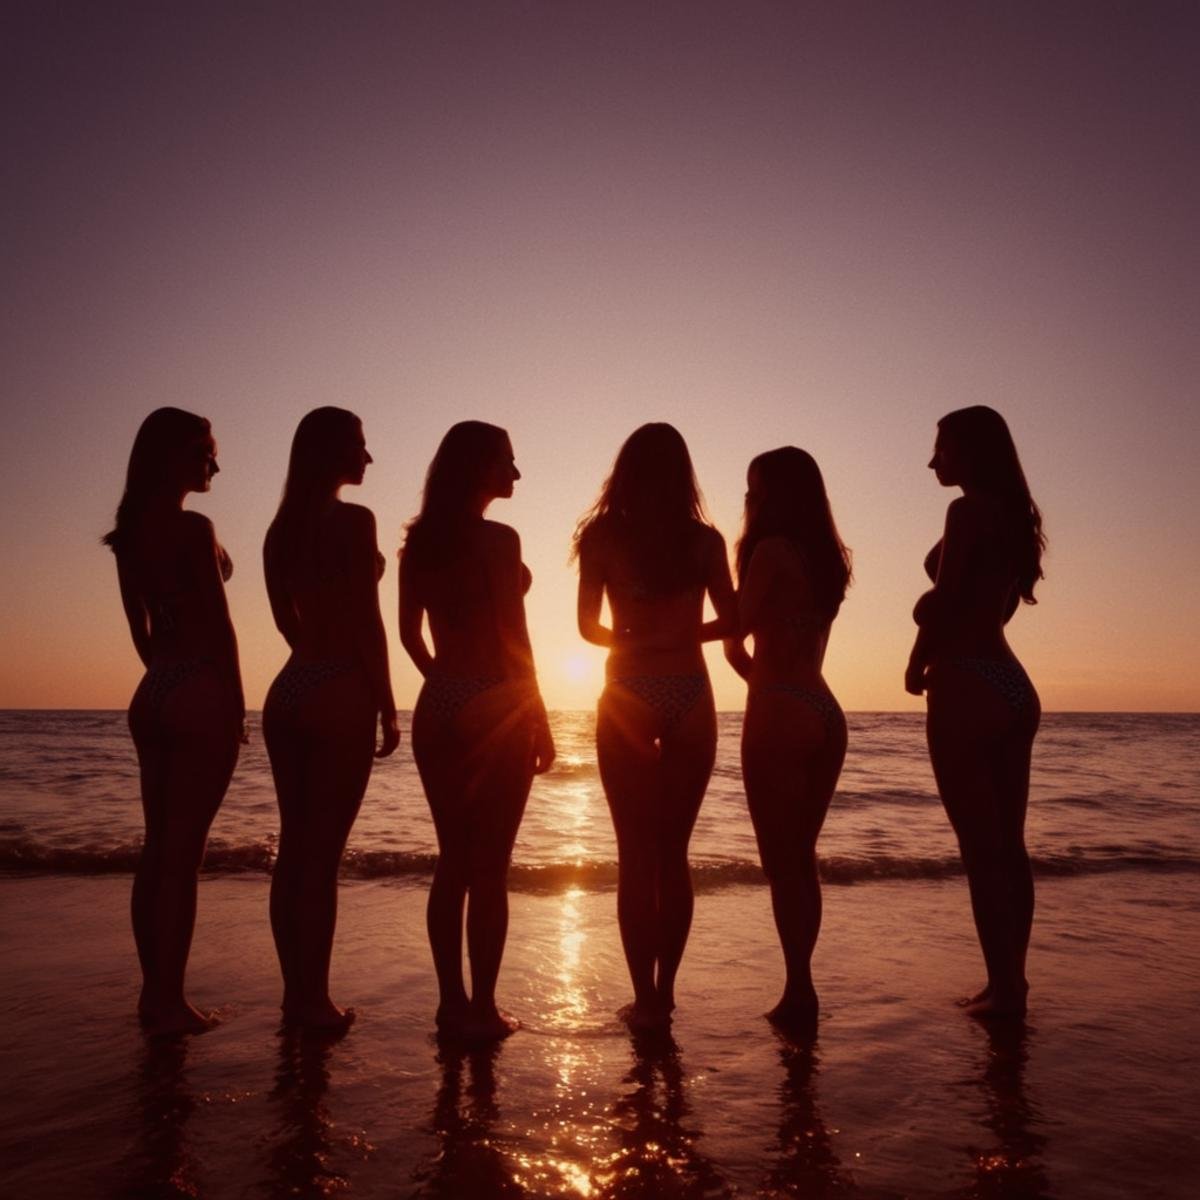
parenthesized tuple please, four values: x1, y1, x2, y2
(562, 653, 598, 685)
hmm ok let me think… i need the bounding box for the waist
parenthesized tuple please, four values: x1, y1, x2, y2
(748, 672, 834, 697)
(605, 648, 707, 679)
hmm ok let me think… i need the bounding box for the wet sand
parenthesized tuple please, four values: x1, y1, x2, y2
(2, 872, 1198, 1197)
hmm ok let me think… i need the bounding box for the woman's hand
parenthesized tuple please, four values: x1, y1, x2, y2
(376, 709, 401, 758)
(904, 657, 928, 696)
(532, 707, 556, 775)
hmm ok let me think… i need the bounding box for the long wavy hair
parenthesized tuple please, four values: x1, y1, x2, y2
(267, 406, 363, 563)
(571, 423, 714, 592)
(403, 421, 510, 569)
(938, 405, 1045, 604)
(102, 407, 211, 554)
(736, 447, 852, 620)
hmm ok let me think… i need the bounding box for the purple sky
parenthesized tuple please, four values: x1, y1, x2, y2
(4, 2, 1198, 709)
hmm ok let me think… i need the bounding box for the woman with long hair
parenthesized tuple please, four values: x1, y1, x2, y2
(724, 447, 851, 1033)
(906, 406, 1044, 1019)
(105, 407, 244, 1036)
(573, 423, 736, 1032)
(399, 421, 554, 1041)
(263, 407, 399, 1033)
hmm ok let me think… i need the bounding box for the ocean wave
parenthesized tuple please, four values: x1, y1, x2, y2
(3, 836, 1198, 890)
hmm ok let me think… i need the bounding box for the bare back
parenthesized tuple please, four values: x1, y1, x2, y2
(581, 521, 729, 677)
(265, 501, 383, 662)
(401, 520, 534, 680)
(117, 509, 234, 667)
(741, 537, 833, 689)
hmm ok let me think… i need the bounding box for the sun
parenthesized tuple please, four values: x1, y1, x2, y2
(562, 652, 597, 685)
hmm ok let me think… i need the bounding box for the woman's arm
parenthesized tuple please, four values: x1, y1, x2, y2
(262, 527, 301, 649)
(698, 529, 737, 643)
(724, 538, 778, 681)
(341, 506, 399, 756)
(576, 537, 617, 648)
(115, 554, 153, 668)
(184, 512, 245, 728)
(905, 499, 978, 694)
(488, 525, 555, 773)
(398, 548, 435, 678)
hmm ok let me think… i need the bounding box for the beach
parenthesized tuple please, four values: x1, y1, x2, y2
(3, 710, 1199, 1196)
(3, 871, 1198, 1197)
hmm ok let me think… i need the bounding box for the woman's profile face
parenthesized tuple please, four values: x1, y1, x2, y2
(928, 430, 963, 488)
(343, 422, 372, 487)
(183, 434, 219, 494)
(483, 434, 520, 501)
(745, 463, 766, 518)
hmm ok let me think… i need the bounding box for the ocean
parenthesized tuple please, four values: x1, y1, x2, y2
(4, 711, 1198, 892)
(2, 710, 1199, 1198)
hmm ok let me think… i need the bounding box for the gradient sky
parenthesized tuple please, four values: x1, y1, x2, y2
(4, 2, 1198, 711)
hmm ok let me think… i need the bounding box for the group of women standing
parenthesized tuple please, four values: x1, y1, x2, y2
(106, 406, 1043, 1041)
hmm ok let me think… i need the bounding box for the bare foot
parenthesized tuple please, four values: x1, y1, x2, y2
(435, 1001, 470, 1037)
(139, 1000, 218, 1038)
(956, 984, 991, 1008)
(965, 989, 1027, 1021)
(766, 994, 819, 1040)
(619, 1000, 670, 1034)
(462, 1004, 520, 1043)
(281, 999, 356, 1035)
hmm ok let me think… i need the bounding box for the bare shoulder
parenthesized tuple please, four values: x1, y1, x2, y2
(750, 534, 806, 581)
(752, 534, 794, 563)
(179, 509, 217, 550)
(481, 519, 521, 556)
(697, 522, 727, 556)
(946, 494, 995, 536)
(332, 500, 377, 531)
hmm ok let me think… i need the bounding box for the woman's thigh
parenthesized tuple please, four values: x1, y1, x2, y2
(927, 666, 1032, 848)
(596, 691, 663, 857)
(135, 668, 240, 850)
(415, 684, 534, 868)
(742, 696, 844, 871)
(656, 689, 717, 850)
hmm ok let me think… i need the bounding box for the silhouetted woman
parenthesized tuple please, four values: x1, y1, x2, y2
(573, 423, 736, 1031)
(906, 406, 1044, 1018)
(399, 421, 554, 1041)
(105, 408, 244, 1036)
(263, 407, 399, 1033)
(724, 448, 851, 1033)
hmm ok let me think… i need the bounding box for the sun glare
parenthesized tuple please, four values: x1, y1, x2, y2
(562, 652, 600, 686)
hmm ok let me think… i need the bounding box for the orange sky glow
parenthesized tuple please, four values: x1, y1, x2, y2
(4, 4, 1198, 712)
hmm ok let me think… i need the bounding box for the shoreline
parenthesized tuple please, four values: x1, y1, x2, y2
(3, 872, 1198, 1197)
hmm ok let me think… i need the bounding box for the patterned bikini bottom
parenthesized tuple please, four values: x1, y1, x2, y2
(609, 673, 710, 733)
(945, 657, 1037, 717)
(756, 682, 845, 737)
(270, 659, 357, 713)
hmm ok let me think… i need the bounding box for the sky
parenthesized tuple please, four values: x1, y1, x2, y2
(4, 1, 1198, 712)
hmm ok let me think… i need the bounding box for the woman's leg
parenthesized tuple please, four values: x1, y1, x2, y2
(654, 692, 718, 1015)
(132, 671, 239, 1035)
(462, 694, 534, 1036)
(268, 673, 375, 1029)
(413, 700, 472, 1029)
(597, 688, 664, 1026)
(928, 666, 1037, 1016)
(742, 694, 845, 1028)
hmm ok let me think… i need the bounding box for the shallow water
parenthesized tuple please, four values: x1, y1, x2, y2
(3, 711, 1198, 888)
(2, 710, 1199, 1196)
(2, 874, 1198, 1198)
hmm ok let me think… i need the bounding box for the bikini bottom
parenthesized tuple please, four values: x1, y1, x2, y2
(609, 673, 709, 734)
(758, 682, 845, 737)
(138, 660, 213, 715)
(945, 657, 1037, 717)
(270, 659, 357, 714)
(418, 674, 506, 723)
